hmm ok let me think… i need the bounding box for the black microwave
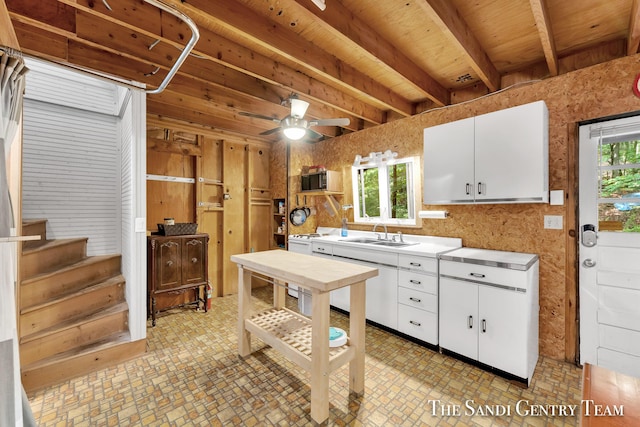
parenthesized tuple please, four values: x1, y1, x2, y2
(301, 170, 342, 192)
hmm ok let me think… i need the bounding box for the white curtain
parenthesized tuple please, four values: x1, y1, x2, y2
(0, 49, 27, 237)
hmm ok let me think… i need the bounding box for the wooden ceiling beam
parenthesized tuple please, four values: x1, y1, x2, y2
(290, 0, 448, 106)
(164, 0, 413, 117)
(417, 0, 501, 92)
(9, 0, 382, 129)
(628, 0, 640, 55)
(163, 73, 360, 135)
(77, 0, 384, 124)
(148, 90, 280, 138)
(529, 0, 559, 76)
(0, 0, 20, 49)
(16, 0, 385, 126)
(161, 18, 384, 125)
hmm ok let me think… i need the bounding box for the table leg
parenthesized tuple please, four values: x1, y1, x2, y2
(273, 279, 286, 309)
(237, 265, 252, 357)
(349, 281, 366, 394)
(310, 290, 330, 424)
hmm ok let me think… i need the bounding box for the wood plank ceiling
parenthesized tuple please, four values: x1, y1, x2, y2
(5, 0, 640, 143)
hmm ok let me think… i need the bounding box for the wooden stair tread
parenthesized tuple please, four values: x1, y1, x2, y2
(21, 331, 132, 371)
(21, 254, 121, 286)
(21, 274, 125, 314)
(22, 219, 47, 227)
(22, 237, 88, 255)
(20, 301, 129, 344)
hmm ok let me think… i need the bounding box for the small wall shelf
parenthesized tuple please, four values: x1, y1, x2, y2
(272, 198, 287, 249)
(297, 191, 343, 216)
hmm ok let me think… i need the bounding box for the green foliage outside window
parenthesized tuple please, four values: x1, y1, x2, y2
(354, 158, 415, 224)
(599, 140, 640, 232)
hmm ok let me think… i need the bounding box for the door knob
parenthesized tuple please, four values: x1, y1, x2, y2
(582, 258, 596, 268)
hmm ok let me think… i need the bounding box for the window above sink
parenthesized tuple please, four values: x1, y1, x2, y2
(351, 155, 420, 226)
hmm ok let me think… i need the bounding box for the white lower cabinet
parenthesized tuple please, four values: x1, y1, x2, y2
(438, 248, 539, 385)
(329, 257, 398, 329)
(397, 255, 439, 345)
(439, 278, 478, 359)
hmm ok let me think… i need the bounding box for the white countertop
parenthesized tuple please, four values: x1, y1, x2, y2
(310, 227, 462, 258)
(439, 247, 538, 271)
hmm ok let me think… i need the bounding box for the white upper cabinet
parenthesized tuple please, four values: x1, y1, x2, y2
(423, 117, 475, 203)
(423, 100, 549, 204)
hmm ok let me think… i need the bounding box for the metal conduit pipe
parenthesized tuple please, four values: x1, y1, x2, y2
(142, 0, 200, 94)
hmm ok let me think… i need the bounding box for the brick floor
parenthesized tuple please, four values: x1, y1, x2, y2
(27, 286, 582, 426)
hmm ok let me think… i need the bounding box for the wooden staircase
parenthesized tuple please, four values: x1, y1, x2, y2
(19, 219, 146, 392)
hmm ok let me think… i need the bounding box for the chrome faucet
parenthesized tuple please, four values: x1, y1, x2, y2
(372, 223, 388, 240)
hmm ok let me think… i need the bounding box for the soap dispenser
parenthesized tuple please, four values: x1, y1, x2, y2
(340, 204, 352, 237)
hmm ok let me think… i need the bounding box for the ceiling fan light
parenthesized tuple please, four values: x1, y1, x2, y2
(283, 126, 307, 140)
(290, 98, 310, 118)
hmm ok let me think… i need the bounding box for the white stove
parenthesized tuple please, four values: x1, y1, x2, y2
(287, 234, 323, 298)
(288, 233, 322, 241)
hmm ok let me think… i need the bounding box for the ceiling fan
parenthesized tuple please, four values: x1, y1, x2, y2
(239, 96, 350, 141)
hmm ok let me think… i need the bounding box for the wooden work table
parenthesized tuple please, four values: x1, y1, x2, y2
(581, 363, 640, 426)
(230, 250, 378, 425)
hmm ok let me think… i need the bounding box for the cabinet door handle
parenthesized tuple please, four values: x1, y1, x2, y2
(465, 183, 471, 195)
(166, 260, 173, 266)
(482, 319, 487, 333)
(409, 297, 421, 303)
(469, 272, 485, 278)
(191, 257, 198, 263)
(409, 262, 421, 267)
(468, 315, 473, 329)
(409, 320, 421, 327)
(477, 182, 483, 195)
(409, 279, 421, 285)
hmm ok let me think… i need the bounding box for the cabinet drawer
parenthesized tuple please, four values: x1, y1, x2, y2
(398, 306, 438, 344)
(311, 241, 333, 255)
(398, 254, 437, 274)
(440, 260, 528, 291)
(398, 287, 437, 313)
(398, 270, 437, 295)
(332, 244, 398, 266)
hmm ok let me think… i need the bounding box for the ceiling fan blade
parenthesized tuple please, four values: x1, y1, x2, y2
(239, 111, 281, 123)
(309, 118, 350, 127)
(306, 128, 324, 139)
(259, 127, 282, 136)
(290, 99, 310, 118)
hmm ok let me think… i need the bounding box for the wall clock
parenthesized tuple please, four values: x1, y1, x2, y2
(633, 73, 640, 98)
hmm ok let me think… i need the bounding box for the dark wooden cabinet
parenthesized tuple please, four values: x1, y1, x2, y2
(147, 233, 209, 326)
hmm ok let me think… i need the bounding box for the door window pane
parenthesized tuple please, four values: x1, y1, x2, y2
(598, 140, 640, 232)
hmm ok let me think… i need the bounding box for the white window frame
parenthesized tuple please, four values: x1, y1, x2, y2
(351, 156, 419, 226)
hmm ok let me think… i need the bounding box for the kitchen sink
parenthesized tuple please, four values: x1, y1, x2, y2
(370, 240, 418, 247)
(339, 237, 380, 244)
(339, 237, 418, 247)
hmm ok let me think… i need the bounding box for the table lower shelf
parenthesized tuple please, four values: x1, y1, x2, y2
(244, 307, 354, 373)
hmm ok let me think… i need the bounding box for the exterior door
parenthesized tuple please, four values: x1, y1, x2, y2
(579, 116, 640, 377)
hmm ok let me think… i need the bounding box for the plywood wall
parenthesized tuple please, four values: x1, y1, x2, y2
(272, 54, 640, 361)
(147, 117, 272, 296)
